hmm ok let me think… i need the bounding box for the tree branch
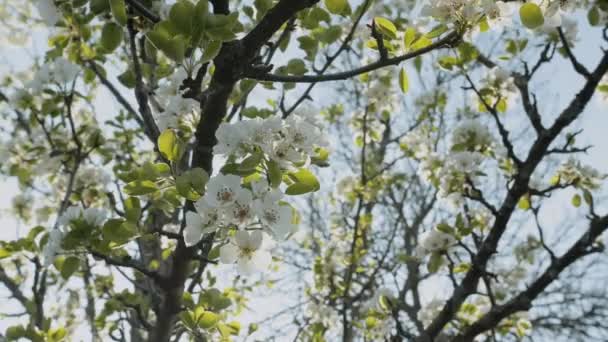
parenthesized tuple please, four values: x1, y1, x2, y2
(246, 31, 460, 83)
(453, 214, 608, 341)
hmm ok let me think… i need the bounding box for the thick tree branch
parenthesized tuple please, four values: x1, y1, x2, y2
(557, 27, 591, 79)
(125, 0, 160, 23)
(453, 214, 608, 341)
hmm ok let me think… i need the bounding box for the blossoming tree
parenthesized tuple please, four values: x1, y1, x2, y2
(1, 0, 608, 341)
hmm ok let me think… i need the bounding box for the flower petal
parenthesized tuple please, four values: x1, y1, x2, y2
(219, 244, 239, 264)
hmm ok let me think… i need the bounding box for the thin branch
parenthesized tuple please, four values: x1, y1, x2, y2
(246, 31, 460, 83)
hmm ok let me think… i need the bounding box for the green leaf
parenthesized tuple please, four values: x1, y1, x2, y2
(101, 22, 123, 53)
(425, 24, 448, 39)
(124, 197, 141, 222)
(189, 168, 210, 194)
(479, 16, 490, 32)
(267, 159, 283, 188)
(571, 194, 582, 208)
(411, 36, 432, 51)
(285, 169, 320, 195)
(427, 252, 443, 273)
(166, 36, 187, 63)
(404, 27, 416, 50)
(588, 7, 600, 26)
(287, 59, 307, 75)
(170, 1, 195, 35)
(109, 0, 128, 26)
(0, 248, 11, 259)
(90, 0, 110, 14)
(197, 310, 220, 329)
(218, 321, 241, 337)
(519, 3, 544, 29)
(324, 0, 348, 15)
(102, 219, 137, 245)
(583, 189, 594, 206)
(374, 17, 397, 39)
(398, 67, 409, 93)
(176, 175, 198, 201)
(518, 194, 531, 210)
(158, 129, 184, 161)
(124, 180, 158, 196)
(60, 256, 80, 279)
(118, 69, 136, 88)
(201, 40, 222, 63)
(310, 147, 330, 167)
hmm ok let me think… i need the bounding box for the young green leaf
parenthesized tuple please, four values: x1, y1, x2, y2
(399, 67, 409, 93)
(109, 0, 128, 26)
(158, 129, 184, 161)
(285, 169, 320, 195)
(324, 0, 348, 15)
(101, 22, 123, 53)
(374, 17, 397, 39)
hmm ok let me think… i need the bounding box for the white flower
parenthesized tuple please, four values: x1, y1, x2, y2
(482, 0, 514, 28)
(185, 199, 222, 246)
(184, 211, 207, 247)
(247, 116, 283, 154)
(446, 151, 484, 174)
(417, 228, 456, 255)
(214, 121, 250, 156)
(451, 119, 494, 152)
(250, 178, 273, 199)
(225, 190, 255, 226)
(285, 114, 326, 154)
(43, 228, 65, 266)
(29, 58, 79, 92)
(58, 206, 83, 227)
(52, 58, 80, 86)
(82, 208, 106, 227)
(219, 230, 274, 275)
(202, 174, 247, 208)
(253, 195, 296, 240)
(269, 139, 304, 166)
(307, 301, 339, 327)
(36, 0, 60, 26)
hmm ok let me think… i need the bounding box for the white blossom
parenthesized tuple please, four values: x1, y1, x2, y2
(417, 228, 456, 255)
(36, 0, 60, 26)
(219, 230, 274, 275)
(202, 174, 248, 208)
(43, 228, 65, 266)
(253, 194, 296, 240)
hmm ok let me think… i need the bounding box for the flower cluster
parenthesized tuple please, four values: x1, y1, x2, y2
(35, 0, 60, 26)
(554, 158, 606, 191)
(185, 112, 327, 275)
(43, 206, 107, 266)
(214, 111, 327, 167)
(402, 117, 500, 207)
(28, 57, 79, 93)
(451, 119, 494, 153)
(185, 175, 296, 245)
(153, 68, 200, 132)
(416, 227, 457, 256)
